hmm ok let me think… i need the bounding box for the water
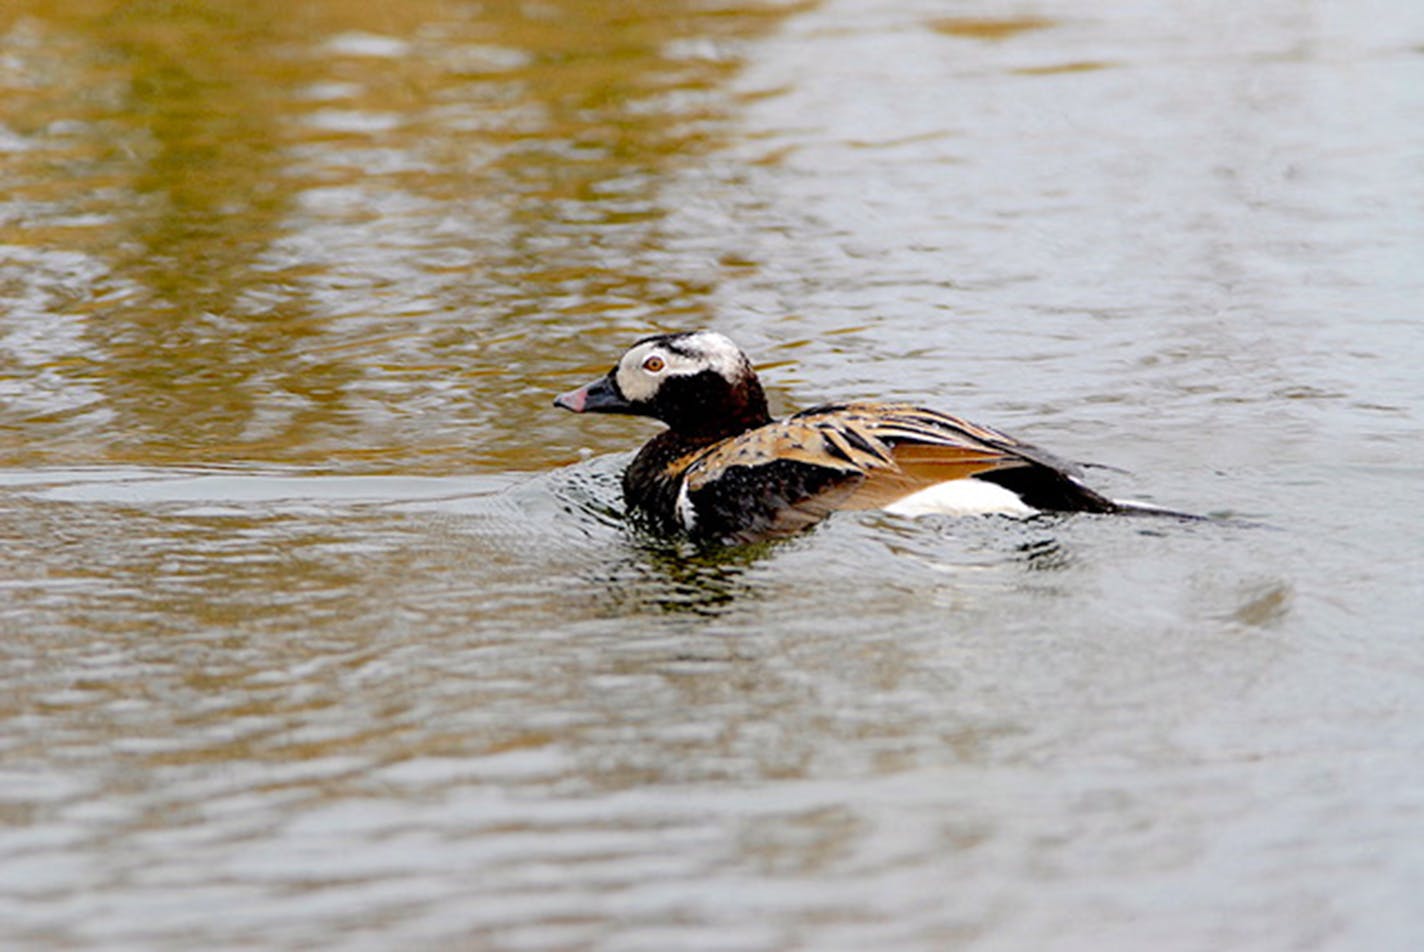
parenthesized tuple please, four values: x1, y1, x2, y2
(2, 0, 1422, 949)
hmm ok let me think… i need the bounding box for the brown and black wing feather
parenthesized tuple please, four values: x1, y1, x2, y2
(677, 402, 1117, 542)
(806, 402, 1120, 514)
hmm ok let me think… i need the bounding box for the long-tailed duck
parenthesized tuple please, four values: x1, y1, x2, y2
(555, 330, 1189, 543)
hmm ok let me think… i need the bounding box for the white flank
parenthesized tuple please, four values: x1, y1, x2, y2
(883, 479, 1036, 517)
(674, 479, 697, 530)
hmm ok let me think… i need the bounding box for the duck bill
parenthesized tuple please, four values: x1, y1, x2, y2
(554, 374, 634, 414)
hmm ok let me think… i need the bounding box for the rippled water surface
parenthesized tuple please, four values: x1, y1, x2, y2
(2, 1, 1422, 949)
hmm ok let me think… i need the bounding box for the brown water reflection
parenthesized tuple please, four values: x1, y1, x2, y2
(0, 0, 803, 469)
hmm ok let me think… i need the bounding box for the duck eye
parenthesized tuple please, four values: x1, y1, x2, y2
(642, 356, 665, 373)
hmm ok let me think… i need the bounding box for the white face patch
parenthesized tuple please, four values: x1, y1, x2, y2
(614, 331, 750, 404)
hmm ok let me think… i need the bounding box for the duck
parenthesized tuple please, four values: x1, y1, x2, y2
(555, 330, 1190, 544)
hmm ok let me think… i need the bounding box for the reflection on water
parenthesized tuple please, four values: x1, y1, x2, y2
(604, 536, 790, 617)
(3, 463, 1326, 950)
(3, 0, 1424, 949)
(0, 0, 800, 471)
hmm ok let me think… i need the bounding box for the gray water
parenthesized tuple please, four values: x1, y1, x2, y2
(2, 0, 1422, 949)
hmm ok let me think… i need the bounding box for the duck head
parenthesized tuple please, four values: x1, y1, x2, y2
(554, 330, 771, 439)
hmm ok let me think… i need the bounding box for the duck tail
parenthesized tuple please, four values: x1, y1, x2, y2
(1107, 497, 1208, 521)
